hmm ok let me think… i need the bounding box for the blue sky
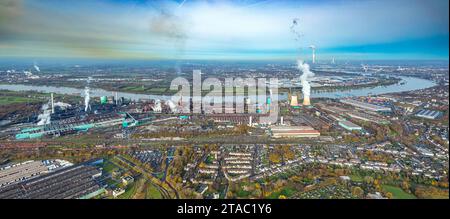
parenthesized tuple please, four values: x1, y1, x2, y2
(0, 0, 448, 60)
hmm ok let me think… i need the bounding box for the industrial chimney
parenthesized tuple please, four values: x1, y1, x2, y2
(51, 93, 55, 114)
(309, 45, 316, 64)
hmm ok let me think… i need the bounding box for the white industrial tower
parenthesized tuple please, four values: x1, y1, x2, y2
(51, 93, 55, 114)
(309, 45, 316, 64)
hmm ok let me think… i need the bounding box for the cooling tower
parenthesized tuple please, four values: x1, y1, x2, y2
(303, 96, 311, 106)
(290, 95, 299, 106)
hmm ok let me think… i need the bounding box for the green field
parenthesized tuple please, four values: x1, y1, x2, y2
(267, 187, 297, 199)
(350, 174, 364, 182)
(0, 96, 37, 105)
(382, 185, 416, 199)
(154, 172, 165, 180)
(102, 161, 118, 173)
(145, 183, 163, 199)
(148, 88, 168, 93)
(122, 85, 147, 92)
(236, 189, 252, 198)
(0, 90, 80, 106)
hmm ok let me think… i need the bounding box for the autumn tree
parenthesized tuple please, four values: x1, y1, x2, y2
(351, 186, 364, 198)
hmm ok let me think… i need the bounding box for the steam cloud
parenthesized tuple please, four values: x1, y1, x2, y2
(149, 8, 187, 73)
(54, 102, 71, 109)
(83, 76, 92, 112)
(290, 18, 314, 102)
(297, 60, 315, 99)
(33, 63, 40, 72)
(165, 100, 177, 113)
(37, 103, 51, 125)
(149, 10, 187, 52)
(84, 86, 90, 112)
(290, 18, 303, 42)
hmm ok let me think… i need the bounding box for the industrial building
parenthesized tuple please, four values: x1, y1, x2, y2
(270, 125, 320, 138)
(318, 105, 348, 114)
(294, 115, 331, 130)
(203, 114, 265, 125)
(112, 188, 125, 198)
(0, 161, 48, 188)
(338, 120, 362, 131)
(0, 160, 73, 188)
(415, 109, 443, 120)
(346, 111, 390, 124)
(16, 113, 127, 140)
(0, 160, 104, 199)
(340, 99, 391, 112)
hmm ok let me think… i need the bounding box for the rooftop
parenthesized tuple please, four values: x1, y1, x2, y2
(340, 99, 391, 112)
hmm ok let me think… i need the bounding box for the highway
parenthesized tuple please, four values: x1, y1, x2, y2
(116, 155, 177, 199)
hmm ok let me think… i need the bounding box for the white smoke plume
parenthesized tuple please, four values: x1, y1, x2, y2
(54, 102, 71, 109)
(165, 100, 177, 113)
(33, 63, 40, 72)
(84, 86, 90, 112)
(37, 103, 51, 125)
(152, 99, 162, 112)
(290, 18, 304, 43)
(84, 77, 92, 112)
(149, 10, 187, 56)
(297, 60, 315, 99)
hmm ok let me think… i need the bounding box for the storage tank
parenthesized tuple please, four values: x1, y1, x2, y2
(100, 96, 108, 105)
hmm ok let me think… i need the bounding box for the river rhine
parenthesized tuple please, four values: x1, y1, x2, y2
(0, 76, 436, 102)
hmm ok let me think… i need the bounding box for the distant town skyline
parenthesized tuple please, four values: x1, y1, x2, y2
(0, 0, 448, 60)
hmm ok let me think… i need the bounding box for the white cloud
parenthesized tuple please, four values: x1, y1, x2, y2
(175, 0, 448, 50)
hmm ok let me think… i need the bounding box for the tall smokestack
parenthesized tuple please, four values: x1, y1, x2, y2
(309, 45, 316, 64)
(51, 93, 54, 114)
